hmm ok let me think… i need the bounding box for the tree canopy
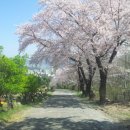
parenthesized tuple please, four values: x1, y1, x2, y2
(16, 0, 130, 103)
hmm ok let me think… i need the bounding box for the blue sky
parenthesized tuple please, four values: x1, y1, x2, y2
(0, 0, 39, 57)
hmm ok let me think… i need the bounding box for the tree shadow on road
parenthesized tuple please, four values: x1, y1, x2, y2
(4, 117, 128, 130)
(0, 122, 6, 130)
(42, 95, 82, 108)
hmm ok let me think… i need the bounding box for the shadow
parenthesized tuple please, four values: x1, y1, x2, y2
(120, 119, 130, 129)
(0, 110, 6, 112)
(77, 97, 102, 110)
(42, 95, 82, 108)
(0, 122, 6, 130)
(1, 91, 130, 130)
(4, 117, 128, 130)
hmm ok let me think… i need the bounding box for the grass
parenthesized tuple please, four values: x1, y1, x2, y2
(47, 91, 53, 97)
(76, 90, 130, 125)
(0, 104, 30, 123)
(0, 91, 52, 125)
(75, 91, 100, 110)
(76, 91, 87, 98)
(102, 103, 130, 125)
(77, 90, 130, 123)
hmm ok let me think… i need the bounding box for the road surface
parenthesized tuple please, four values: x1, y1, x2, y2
(4, 89, 128, 130)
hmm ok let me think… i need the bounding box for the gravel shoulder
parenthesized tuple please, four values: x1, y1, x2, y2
(3, 89, 128, 130)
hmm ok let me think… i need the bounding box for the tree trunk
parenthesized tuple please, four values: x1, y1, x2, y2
(70, 57, 94, 97)
(95, 56, 108, 104)
(99, 69, 107, 104)
(79, 64, 96, 97)
(79, 66, 89, 96)
(77, 67, 86, 96)
(86, 59, 96, 99)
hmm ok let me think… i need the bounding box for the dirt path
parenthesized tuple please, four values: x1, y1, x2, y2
(4, 89, 128, 130)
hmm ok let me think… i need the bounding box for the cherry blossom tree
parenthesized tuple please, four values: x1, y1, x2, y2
(17, 0, 97, 98)
(52, 0, 130, 103)
(88, 0, 130, 103)
(17, 0, 130, 103)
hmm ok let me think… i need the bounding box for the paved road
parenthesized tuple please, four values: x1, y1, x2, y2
(4, 89, 128, 130)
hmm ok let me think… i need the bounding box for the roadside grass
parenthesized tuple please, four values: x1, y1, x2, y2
(76, 90, 130, 125)
(76, 91, 86, 98)
(0, 91, 52, 126)
(0, 104, 30, 123)
(75, 91, 100, 110)
(102, 103, 130, 125)
(47, 91, 53, 97)
(0, 92, 52, 122)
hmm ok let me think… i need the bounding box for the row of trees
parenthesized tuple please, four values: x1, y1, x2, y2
(0, 46, 50, 108)
(17, 0, 130, 104)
